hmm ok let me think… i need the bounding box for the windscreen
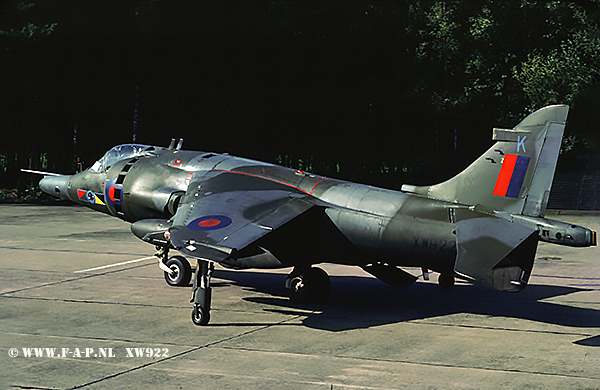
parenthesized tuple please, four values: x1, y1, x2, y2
(88, 144, 151, 173)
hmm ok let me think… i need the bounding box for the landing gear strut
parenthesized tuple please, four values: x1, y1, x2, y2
(285, 266, 331, 302)
(191, 260, 214, 326)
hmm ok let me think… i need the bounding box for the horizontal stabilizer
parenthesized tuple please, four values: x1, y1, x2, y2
(454, 210, 537, 291)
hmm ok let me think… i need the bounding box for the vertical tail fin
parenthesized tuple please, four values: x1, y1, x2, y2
(401, 105, 569, 217)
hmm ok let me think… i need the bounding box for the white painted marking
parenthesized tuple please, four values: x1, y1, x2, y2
(517, 135, 527, 153)
(73, 256, 155, 273)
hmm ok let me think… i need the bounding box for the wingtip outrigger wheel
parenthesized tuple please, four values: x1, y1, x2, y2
(164, 256, 192, 286)
(155, 246, 192, 287)
(190, 260, 214, 326)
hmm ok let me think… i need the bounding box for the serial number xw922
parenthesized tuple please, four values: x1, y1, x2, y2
(412, 236, 456, 252)
(125, 348, 169, 358)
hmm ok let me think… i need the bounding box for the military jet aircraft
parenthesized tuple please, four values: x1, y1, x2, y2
(29, 105, 596, 325)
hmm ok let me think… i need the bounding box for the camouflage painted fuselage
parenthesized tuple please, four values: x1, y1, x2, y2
(35, 106, 597, 323)
(38, 108, 598, 294)
(59, 147, 457, 275)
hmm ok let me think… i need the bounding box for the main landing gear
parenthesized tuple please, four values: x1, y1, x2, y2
(438, 272, 455, 290)
(285, 266, 331, 302)
(188, 264, 331, 326)
(423, 266, 455, 290)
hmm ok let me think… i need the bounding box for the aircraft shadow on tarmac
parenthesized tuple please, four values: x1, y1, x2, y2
(211, 269, 600, 340)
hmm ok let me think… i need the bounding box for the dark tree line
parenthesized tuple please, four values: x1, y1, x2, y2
(1, 1, 599, 197)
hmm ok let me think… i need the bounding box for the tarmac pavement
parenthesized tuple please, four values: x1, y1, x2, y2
(0, 204, 599, 389)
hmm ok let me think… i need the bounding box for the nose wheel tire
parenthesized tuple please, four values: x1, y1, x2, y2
(191, 305, 210, 326)
(164, 256, 192, 286)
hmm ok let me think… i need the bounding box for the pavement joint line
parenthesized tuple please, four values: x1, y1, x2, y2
(3, 293, 596, 339)
(0, 267, 166, 281)
(122, 364, 402, 390)
(1, 295, 190, 309)
(256, 307, 598, 338)
(214, 345, 600, 382)
(404, 319, 595, 337)
(0, 329, 202, 348)
(0, 262, 155, 296)
(0, 295, 327, 316)
(256, 303, 599, 338)
(0, 245, 148, 256)
(63, 314, 306, 389)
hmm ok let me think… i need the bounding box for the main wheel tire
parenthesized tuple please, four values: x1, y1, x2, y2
(438, 273, 455, 290)
(191, 305, 210, 326)
(164, 256, 192, 286)
(286, 267, 331, 302)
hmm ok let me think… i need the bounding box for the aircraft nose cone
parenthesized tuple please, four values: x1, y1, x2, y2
(39, 175, 70, 200)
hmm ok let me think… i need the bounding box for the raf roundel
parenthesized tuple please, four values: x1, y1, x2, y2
(187, 215, 232, 231)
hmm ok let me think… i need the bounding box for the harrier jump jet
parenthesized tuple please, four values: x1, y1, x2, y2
(30, 105, 597, 325)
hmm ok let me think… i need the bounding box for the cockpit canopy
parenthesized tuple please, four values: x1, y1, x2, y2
(88, 144, 152, 173)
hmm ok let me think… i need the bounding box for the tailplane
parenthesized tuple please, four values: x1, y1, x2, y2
(402, 105, 569, 217)
(452, 208, 538, 292)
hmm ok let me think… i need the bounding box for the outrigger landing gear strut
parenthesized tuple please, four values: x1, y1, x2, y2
(190, 260, 214, 325)
(155, 246, 172, 274)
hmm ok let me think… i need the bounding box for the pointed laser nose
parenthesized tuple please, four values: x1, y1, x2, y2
(39, 175, 70, 200)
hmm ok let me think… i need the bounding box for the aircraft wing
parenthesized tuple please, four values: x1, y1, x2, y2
(169, 171, 316, 262)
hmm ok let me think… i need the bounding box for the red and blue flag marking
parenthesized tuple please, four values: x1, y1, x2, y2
(492, 154, 530, 198)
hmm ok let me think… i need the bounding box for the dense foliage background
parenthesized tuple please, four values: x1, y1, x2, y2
(1, 1, 599, 197)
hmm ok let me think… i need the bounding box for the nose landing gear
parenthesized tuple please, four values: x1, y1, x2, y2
(191, 260, 214, 326)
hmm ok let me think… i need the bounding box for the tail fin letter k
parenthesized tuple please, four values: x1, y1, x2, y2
(517, 136, 527, 153)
